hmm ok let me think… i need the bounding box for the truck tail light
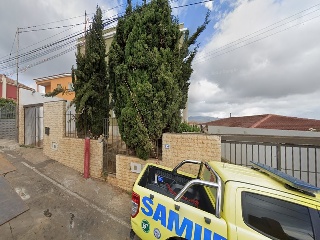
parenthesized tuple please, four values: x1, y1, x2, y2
(131, 191, 140, 218)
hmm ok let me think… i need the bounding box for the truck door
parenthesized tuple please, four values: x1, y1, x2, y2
(138, 188, 228, 240)
(169, 199, 228, 240)
(235, 188, 317, 240)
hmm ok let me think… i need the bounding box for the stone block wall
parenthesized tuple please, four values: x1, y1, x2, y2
(107, 155, 158, 192)
(41, 101, 221, 191)
(162, 133, 221, 175)
(43, 101, 103, 179)
(109, 133, 221, 192)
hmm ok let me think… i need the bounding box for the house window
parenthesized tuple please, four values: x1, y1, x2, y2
(68, 83, 74, 92)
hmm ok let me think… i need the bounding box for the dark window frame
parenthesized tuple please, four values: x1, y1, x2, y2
(310, 208, 320, 239)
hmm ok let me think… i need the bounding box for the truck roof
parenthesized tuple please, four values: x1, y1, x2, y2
(208, 161, 320, 203)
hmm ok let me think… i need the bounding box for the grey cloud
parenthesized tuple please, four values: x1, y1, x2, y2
(0, 0, 119, 87)
(189, 0, 320, 119)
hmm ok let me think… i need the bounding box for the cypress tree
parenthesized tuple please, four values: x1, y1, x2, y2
(109, 0, 209, 159)
(72, 6, 109, 138)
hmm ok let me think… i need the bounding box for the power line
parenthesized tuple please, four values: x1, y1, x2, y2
(1, 0, 205, 60)
(0, 26, 77, 61)
(6, 44, 79, 77)
(193, 4, 320, 63)
(193, 12, 320, 63)
(19, 23, 85, 33)
(19, 3, 126, 30)
(5, 0, 315, 75)
(0, 15, 120, 73)
(17, 26, 77, 56)
(0, 14, 121, 68)
(0, 5, 122, 75)
(0, 12, 122, 62)
(172, 0, 213, 9)
(7, 31, 17, 63)
(0, 29, 83, 66)
(2, 36, 80, 70)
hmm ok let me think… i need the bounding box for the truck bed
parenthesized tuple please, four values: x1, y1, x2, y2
(138, 165, 215, 215)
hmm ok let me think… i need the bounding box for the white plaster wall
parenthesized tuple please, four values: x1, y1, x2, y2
(19, 88, 62, 106)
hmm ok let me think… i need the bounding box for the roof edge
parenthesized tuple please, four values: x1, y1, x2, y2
(34, 73, 71, 82)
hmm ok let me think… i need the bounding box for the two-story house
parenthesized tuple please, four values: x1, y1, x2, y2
(1, 74, 34, 101)
(34, 73, 74, 101)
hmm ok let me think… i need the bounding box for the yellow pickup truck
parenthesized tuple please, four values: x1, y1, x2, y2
(130, 160, 320, 240)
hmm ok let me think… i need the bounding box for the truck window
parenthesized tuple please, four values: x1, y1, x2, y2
(242, 192, 315, 240)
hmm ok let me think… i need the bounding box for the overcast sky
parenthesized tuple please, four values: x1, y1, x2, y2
(0, 0, 320, 119)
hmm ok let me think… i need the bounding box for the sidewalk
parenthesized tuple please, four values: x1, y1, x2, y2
(0, 140, 134, 240)
(0, 139, 20, 151)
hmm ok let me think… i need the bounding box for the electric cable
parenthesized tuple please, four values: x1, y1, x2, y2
(193, 13, 320, 63)
(0, 14, 120, 68)
(1, 15, 120, 74)
(2, 1, 318, 74)
(172, 0, 213, 9)
(193, 5, 320, 63)
(19, 2, 126, 30)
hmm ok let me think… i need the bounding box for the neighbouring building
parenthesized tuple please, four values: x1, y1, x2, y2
(0, 74, 34, 101)
(34, 73, 74, 101)
(204, 114, 320, 187)
(205, 114, 320, 132)
(34, 27, 117, 102)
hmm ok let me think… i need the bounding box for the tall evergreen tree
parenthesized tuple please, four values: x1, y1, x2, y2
(109, 0, 209, 159)
(72, 6, 109, 137)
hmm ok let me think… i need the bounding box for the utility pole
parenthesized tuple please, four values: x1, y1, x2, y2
(84, 11, 87, 35)
(16, 27, 20, 143)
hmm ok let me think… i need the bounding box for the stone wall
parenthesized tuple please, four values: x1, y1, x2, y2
(162, 133, 221, 174)
(108, 133, 221, 192)
(41, 101, 221, 191)
(43, 101, 103, 179)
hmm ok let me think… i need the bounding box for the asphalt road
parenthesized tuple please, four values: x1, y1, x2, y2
(0, 147, 133, 240)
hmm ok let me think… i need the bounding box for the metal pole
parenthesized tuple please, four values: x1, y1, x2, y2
(16, 27, 20, 143)
(277, 144, 281, 170)
(84, 11, 87, 36)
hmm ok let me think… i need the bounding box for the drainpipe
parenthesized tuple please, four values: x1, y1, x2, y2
(2, 75, 7, 98)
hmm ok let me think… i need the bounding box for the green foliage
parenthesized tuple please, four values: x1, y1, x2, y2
(109, 0, 209, 159)
(44, 87, 65, 97)
(0, 98, 15, 107)
(177, 122, 201, 133)
(72, 6, 109, 138)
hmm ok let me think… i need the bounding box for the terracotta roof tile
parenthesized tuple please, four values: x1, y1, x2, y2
(205, 114, 269, 128)
(205, 114, 320, 131)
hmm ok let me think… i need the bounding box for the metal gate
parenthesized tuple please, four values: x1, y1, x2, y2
(0, 104, 16, 140)
(24, 105, 43, 147)
(103, 118, 127, 175)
